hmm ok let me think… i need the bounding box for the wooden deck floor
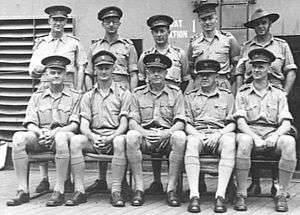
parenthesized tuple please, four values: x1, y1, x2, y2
(1, 168, 300, 215)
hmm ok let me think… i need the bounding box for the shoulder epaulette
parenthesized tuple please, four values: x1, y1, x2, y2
(243, 39, 252, 46)
(218, 87, 232, 94)
(220, 30, 232, 37)
(170, 45, 182, 53)
(144, 47, 155, 55)
(133, 85, 147, 93)
(91, 38, 103, 45)
(271, 84, 285, 91)
(66, 35, 79, 41)
(121, 38, 133, 45)
(70, 88, 81, 94)
(33, 35, 47, 47)
(238, 84, 251, 92)
(273, 37, 287, 43)
(190, 33, 201, 42)
(168, 84, 180, 91)
(185, 88, 198, 95)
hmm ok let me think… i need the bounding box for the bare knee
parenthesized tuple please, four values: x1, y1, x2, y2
(236, 133, 253, 156)
(12, 131, 34, 152)
(220, 132, 236, 155)
(278, 135, 296, 160)
(70, 135, 84, 155)
(185, 135, 201, 156)
(171, 130, 186, 151)
(55, 132, 69, 154)
(126, 130, 141, 150)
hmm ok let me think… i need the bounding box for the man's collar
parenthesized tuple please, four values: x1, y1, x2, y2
(196, 86, 220, 97)
(45, 34, 67, 44)
(42, 86, 71, 98)
(95, 81, 116, 93)
(250, 35, 274, 47)
(152, 44, 171, 54)
(198, 30, 220, 42)
(249, 82, 273, 95)
(142, 83, 170, 95)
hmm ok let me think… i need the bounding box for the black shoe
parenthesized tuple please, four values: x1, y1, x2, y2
(247, 181, 261, 195)
(187, 196, 201, 213)
(166, 190, 180, 207)
(65, 191, 87, 206)
(214, 196, 227, 213)
(85, 179, 108, 194)
(110, 191, 125, 207)
(7, 190, 30, 206)
(64, 179, 74, 193)
(46, 191, 65, 207)
(233, 194, 247, 211)
(145, 181, 164, 195)
(131, 190, 145, 206)
(274, 195, 288, 212)
(35, 178, 50, 193)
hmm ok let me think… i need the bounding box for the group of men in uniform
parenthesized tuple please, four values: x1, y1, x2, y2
(6, 2, 298, 214)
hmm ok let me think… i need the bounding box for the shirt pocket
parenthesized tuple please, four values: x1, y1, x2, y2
(246, 103, 259, 120)
(160, 102, 174, 121)
(266, 102, 278, 123)
(214, 50, 228, 63)
(214, 103, 227, 119)
(38, 105, 52, 126)
(139, 101, 153, 121)
(57, 103, 72, 125)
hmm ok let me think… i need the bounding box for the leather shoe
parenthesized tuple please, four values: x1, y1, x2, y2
(247, 181, 261, 195)
(46, 191, 65, 207)
(187, 196, 201, 213)
(274, 195, 288, 212)
(110, 191, 125, 207)
(145, 181, 164, 195)
(131, 190, 145, 206)
(7, 190, 30, 206)
(65, 191, 87, 206)
(233, 194, 247, 211)
(166, 190, 180, 207)
(85, 179, 108, 194)
(214, 196, 227, 213)
(35, 178, 50, 193)
(64, 179, 74, 193)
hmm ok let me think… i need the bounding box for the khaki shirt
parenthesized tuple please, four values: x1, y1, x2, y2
(129, 84, 186, 129)
(29, 34, 88, 85)
(187, 30, 240, 76)
(80, 82, 132, 133)
(138, 45, 190, 84)
(23, 87, 81, 129)
(234, 83, 293, 129)
(185, 87, 234, 130)
(236, 36, 297, 83)
(86, 37, 138, 78)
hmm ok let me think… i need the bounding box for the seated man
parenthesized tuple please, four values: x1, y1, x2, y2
(7, 55, 82, 207)
(234, 48, 297, 212)
(69, 50, 132, 207)
(184, 59, 236, 213)
(126, 53, 186, 207)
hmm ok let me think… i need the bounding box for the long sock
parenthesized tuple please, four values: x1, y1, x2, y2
(127, 152, 143, 191)
(235, 156, 251, 196)
(12, 149, 29, 192)
(54, 154, 69, 193)
(99, 162, 108, 181)
(39, 163, 49, 180)
(185, 155, 200, 198)
(71, 155, 85, 193)
(111, 156, 127, 193)
(278, 158, 297, 195)
(215, 156, 235, 198)
(167, 152, 183, 192)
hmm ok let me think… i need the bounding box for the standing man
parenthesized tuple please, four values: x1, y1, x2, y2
(85, 6, 138, 91)
(184, 59, 236, 213)
(28, 5, 87, 193)
(235, 9, 297, 195)
(71, 50, 132, 207)
(126, 53, 186, 207)
(7, 55, 82, 206)
(187, 2, 240, 93)
(84, 6, 138, 194)
(234, 48, 297, 212)
(137, 15, 190, 194)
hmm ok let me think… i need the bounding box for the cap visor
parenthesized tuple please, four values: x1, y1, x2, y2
(195, 69, 217, 74)
(51, 14, 67, 18)
(198, 11, 216, 19)
(249, 60, 270, 64)
(151, 24, 169, 30)
(95, 61, 114, 66)
(47, 65, 65, 69)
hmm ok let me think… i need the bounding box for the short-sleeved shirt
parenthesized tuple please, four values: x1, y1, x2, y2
(187, 30, 240, 76)
(138, 45, 190, 84)
(235, 36, 297, 83)
(185, 87, 234, 131)
(29, 34, 88, 85)
(129, 84, 186, 129)
(80, 81, 132, 133)
(86, 37, 138, 78)
(23, 86, 81, 129)
(234, 83, 293, 136)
